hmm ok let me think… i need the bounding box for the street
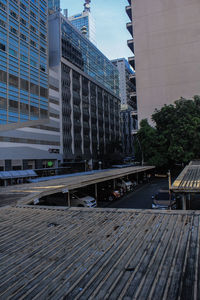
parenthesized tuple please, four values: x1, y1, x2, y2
(107, 178, 169, 209)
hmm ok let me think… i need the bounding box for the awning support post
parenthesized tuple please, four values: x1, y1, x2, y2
(68, 191, 70, 207)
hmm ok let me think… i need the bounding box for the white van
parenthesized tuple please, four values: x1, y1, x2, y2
(117, 179, 133, 193)
(70, 191, 97, 208)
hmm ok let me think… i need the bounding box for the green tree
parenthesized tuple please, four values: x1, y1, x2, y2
(136, 96, 200, 168)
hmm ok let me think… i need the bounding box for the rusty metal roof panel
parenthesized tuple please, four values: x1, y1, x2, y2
(0, 206, 200, 299)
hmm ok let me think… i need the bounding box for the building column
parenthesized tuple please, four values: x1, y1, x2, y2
(181, 194, 187, 210)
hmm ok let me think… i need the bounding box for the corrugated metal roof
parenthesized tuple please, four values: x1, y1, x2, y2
(172, 161, 200, 192)
(0, 206, 199, 299)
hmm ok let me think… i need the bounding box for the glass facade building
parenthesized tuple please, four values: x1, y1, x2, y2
(0, 0, 48, 126)
(68, 11, 96, 45)
(61, 17, 119, 97)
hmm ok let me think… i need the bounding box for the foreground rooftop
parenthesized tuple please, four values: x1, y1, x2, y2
(0, 205, 199, 299)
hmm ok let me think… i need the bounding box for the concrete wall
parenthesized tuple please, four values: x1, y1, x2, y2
(133, 0, 200, 125)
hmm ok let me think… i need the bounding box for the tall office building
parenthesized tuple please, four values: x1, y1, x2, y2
(0, 0, 62, 171)
(49, 11, 120, 162)
(111, 58, 136, 155)
(127, 0, 200, 125)
(68, 0, 96, 45)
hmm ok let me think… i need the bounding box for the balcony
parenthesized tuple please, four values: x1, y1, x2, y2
(131, 110, 137, 116)
(130, 91, 136, 98)
(131, 129, 138, 135)
(128, 56, 135, 69)
(127, 39, 134, 54)
(126, 22, 133, 37)
(125, 5, 132, 21)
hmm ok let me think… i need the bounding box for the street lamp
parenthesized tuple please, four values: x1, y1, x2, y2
(133, 132, 144, 166)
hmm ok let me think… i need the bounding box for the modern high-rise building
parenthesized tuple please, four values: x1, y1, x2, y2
(127, 0, 200, 125)
(0, 0, 62, 171)
(49, 11, 120, 162)
(111, 58, 136, 155)
(68, 0, 96, 45)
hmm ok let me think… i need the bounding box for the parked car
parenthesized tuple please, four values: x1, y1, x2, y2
(152, 189, 176, 209)
(70, 191, 97, 208)
(98, 187, 121, 202)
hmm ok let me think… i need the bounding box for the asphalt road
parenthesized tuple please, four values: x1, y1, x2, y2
(107, 178, 169, 209)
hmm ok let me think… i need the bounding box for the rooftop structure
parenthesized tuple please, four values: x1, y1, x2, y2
(0, 206, 199, 299)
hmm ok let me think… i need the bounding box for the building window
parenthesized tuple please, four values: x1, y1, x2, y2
(40, 86, 48, 98)
(30, 59, 37, 67)
(30, 40, 37, 47)
(40, 32, 46, 40)
(0, 70, 7, 83)
(9, 48, 17, 57)
(20, 78, 29, 91)
(40, 18, 45, 26)
(20, 54, 28, 62)
(0, 1, 6, 10)
(30, 25, 36, 32)
(40, 64, 46, 72)
(0, 42, 5, 51)
(9, 99, 18, 111)
(0, 19, 6, 28)
(0, 96, 7, 108)
(9, 74, 18, 87)
(10, 10, 18, 19)
(20, 102, 29, 113)
(10, 26, 18, 35)
(20, 2, 26, 11)
(20, 33, 26, 41)
(30, 82, 39, 95)
(30, 11, 36, 19)
(40, 46, 46, 53)
(40, 108, 48, 117)
(20, 17, 26, 26)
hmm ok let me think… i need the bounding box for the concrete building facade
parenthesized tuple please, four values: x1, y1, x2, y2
(49, 12, 120, 162)
(129, 0, 200, 125)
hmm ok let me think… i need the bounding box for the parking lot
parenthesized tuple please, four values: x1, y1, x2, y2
(107, 178, 169, 209)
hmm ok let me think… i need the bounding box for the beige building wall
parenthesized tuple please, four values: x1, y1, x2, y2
(133, 0, 200, 125)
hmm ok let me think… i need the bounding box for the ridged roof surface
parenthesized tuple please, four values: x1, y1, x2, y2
(0, 206, 199, 299)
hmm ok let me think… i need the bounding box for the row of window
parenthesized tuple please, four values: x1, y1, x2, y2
(0, 42, 46, 71)
(0, 0, 47, 16)
(0, 136, 59, 146)
(0, 69, 48, 97)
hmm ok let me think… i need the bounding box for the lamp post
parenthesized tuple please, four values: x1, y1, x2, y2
(133, 133, 144, 166)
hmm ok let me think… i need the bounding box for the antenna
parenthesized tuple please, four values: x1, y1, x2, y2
(83, 0, 91, 12)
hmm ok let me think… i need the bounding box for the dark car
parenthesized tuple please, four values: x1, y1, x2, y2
(152, 189, 176, 209)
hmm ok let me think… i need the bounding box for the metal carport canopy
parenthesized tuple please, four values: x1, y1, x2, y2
(171, 160, 200, 193)
(0, 170, 37, 180)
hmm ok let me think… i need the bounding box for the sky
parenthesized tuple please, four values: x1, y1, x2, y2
(60, 0, 132, 60)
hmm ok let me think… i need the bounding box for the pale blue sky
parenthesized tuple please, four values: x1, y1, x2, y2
(60, 0, 132, 60)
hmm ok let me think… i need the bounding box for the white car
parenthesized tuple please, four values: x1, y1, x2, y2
(70, 191, 97, 208)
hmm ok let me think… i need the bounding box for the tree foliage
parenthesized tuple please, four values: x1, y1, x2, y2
(136, 96, 200, 168)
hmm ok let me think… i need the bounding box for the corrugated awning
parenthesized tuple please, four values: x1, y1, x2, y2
(0, 170, 37, 180)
